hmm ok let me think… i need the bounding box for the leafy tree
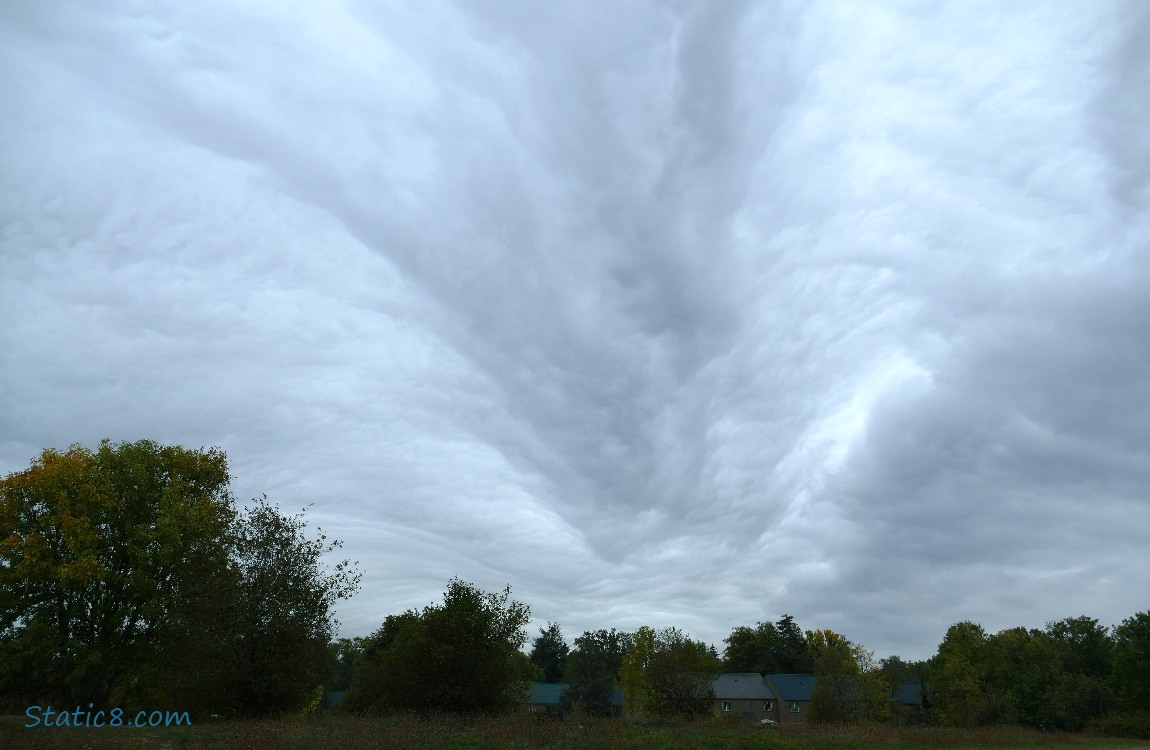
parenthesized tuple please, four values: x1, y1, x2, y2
(983, 627, 1063, 727)
(1046, 616, 1113, 679)
(1112, 611, 1150, 712)
(806, 629, 860, 723)
(722, 622, 783, 673)
(0, 440, 360, 717)
(620, 626, 718, 719)
(346, 579, 531, 715)
(0, 440, 235, 708)
(530, 622, 569, 683)
(562, 628, 631, 716)
(930, 621, 989, 726)
(226, 496, 361, 716)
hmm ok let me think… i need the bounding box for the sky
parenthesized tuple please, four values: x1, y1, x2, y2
(2, 0, 1148, 662)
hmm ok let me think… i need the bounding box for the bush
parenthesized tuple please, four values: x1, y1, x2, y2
(1088, 710, 1150, 739)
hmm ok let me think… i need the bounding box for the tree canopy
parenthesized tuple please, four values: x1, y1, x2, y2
(346, 578, 531, 715)
(0, 439, 360, 716)
(530, 621, 569, 683)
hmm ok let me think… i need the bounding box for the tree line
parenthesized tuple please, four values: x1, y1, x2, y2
(3, 440, 1148, 736)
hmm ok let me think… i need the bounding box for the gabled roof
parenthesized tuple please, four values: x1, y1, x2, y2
(713, 673, 776, 700)
(766, 673, 816, 701)
(529, 682, 568, 705)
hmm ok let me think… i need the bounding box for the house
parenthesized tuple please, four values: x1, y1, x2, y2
(713, 672, 779, 722)
(891, 681, 926, 723)
(526, 682, 568, 714)
(764, 674, 816, 723)
(524, 683, 625, 715)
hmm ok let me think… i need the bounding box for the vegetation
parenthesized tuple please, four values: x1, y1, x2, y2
(4, 715, 1150, 750)
(0, 440, 360, 717)
(3, 439, 1149, 738)
(561, 628, 632, 716)
(530, 622, 570, 684)
(345, 578, 531, 715)
(620, 626, 718, 719)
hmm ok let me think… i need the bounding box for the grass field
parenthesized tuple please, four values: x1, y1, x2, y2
(4, 714, 1149, 750)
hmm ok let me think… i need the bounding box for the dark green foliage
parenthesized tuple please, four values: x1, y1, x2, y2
(0, 440, 360, 717)
(722, 622, 783, 673)
(327, 637, 366, 692)
(722, 614, 813, 675)
(562, 628, 631, 716)
(0, 440, 235, 709)
(776, 615, 815, 673)
(530, 622, 570, 683)
(226, 497, 361, 717)
(1112, 611, 1150, 712)
(621, 626, 718, 719)
(346, 579, 531, 715)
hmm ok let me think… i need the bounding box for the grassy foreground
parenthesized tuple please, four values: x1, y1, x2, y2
(3, 714, 1149, 750)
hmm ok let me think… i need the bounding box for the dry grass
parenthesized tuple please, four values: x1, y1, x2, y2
(3, 714, 1149, 750)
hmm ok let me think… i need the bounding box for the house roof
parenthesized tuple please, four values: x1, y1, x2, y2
(529, 682, 568, 705)
(892, 682, 922, 705)
(713, 673, 776, 700)
(765, 673, 816, 701)
(527, 682, 625, 707)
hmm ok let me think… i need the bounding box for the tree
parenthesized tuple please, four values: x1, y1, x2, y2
(226, 496, 361, 716)
(326, 637, 365, 692)
(1112, 611, 1150, 713)
(0, 440, 235, 708)
(806, 629, 861, 723)
(620, 626, 718, 719)
(562, 628, 631, 716)
(346, 579, 531, 715)
(776, 614, 814, 673)
(722, 622, 783, 673)
(930, 621, 989, 726)
(0, 440, 361, 716)
(530, 622, 569, 683)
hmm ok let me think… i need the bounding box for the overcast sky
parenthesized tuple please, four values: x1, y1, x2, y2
(2, 0, 1148, 662)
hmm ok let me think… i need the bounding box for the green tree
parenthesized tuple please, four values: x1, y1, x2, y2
(530, 622, 569, 683)
(562, 628, 631, 716)
(930, 621, 989, 726)
(1046, 616, 1113, 679)
(776, 614, 814, 672)
(0, 440, 361, 717)
(226, 496, 361, 716)
(1112, 611, 1150, 712)
(722, 622, 783, 673)
(620, 626, 717, 719)
(806, 629, 861, 723)
(346, 579, 531, 715)
(0, 440, 235, 708)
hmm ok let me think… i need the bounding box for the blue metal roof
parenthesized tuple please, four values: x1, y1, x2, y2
(765, 673, 816, 701)
(527, 683, 624, 706)
(528, 683, 569, 704)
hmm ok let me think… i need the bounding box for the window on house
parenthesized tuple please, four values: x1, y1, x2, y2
(791, 702, 801, 713)
(722, 701, 731, 712)
(764, 701, 774, 712)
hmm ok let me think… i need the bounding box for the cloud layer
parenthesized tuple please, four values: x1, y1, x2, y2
(2, 0, 1148, 659)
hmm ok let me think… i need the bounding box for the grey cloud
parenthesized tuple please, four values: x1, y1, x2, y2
(2, 0, 1147, 660)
